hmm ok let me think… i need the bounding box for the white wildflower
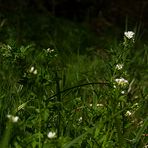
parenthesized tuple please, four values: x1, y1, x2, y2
(29, 66, 37, 75)
(78, 117, 82, 122)
(33, 69, 37, 75)
(12, 116, 19, 122)
(121, 91, 125, 94)
(96, 104, 104, 107)
(125, 111, 132, 116)
(29, 66, 34, 73)
(7, 114, 19, 123)
(115, 78, 128, 86)
(89, 104, 93, 107)
(47, 48, 51, 52)
(115, 64, 123, 70)
(124, 31, 135, 39)
(89, 104, 104, 107)
(47, 48, 54, 53)
(47, 131, 56, 139)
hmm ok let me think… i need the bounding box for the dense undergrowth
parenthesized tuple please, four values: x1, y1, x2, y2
(0, 13, 148, 148)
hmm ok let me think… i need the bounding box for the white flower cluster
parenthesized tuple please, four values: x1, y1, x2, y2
(78, 117, 82, 122)
(124, 31, 135, 39)
(115, 64, 123, 70)
(7, 114, 19, 123)
(47, 48, 54, 53)
(47, 131, 56, 139)
(125, 111, 132, 116)
(115, 77, 128, 86)
(89, 104, 104, 107)
(29, 66, 37, 75)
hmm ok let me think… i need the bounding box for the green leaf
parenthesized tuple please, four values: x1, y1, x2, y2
(134, 116, 148, 144)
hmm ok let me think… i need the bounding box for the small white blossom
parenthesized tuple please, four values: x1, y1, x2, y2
(121, 91, 125, 94)
(47, 48, 54, 53)
(89, 104, 104, 107)
(96, 104, 104, 107)
(47, 48, 51, 52)
(124, 31, 135, 39)
(115, 78, 128, 86)
(29, 66, 37, 75)
(12, 116, 19, 122)
(113, 85, 116, 88)
(78, 117, 82, 122)
(29, 66, 34, 73)
(115, 64, 123, 70)
(7, 114, 19, 123)
(33, 69, 37, 75)
(89, 104, 93, 107)
(47, 131, 56, 139)
(125, 111, 132, 116)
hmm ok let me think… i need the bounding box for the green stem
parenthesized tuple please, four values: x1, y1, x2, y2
(46, 82, 110, 103)
(55, 71, 62, 137)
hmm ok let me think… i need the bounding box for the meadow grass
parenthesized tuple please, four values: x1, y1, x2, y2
(0, 15, 148, 148)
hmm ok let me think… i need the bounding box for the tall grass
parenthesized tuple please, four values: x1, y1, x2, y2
(0, 15, 148, 147)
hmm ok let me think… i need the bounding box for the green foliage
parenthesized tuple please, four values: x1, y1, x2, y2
(0, 14, 147, 148)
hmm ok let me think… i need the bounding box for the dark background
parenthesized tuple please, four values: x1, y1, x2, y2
(0, 0, 147, 25)
(0, 0, 147, 45)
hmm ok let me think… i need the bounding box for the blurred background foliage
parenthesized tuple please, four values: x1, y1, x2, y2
(0, 0, 147, 52)
(0, 0, 147, 24)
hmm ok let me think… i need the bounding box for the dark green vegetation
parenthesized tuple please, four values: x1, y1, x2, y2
(0, 11, 148, 148)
